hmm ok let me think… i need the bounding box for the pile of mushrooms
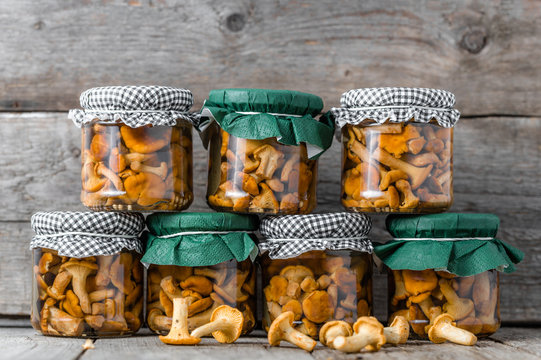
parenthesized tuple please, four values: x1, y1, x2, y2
(342, 123, 452, 211)
(147, 260, 256, 335)
(81, 122, 193, 211)
(267, 314, 409, 353)
(208, 131, 316, 214)
(263, 254, 372, 338)
(32, 250, 143, 336)
(390, 269, 499, 344)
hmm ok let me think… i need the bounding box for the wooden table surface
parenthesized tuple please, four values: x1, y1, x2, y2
(1, 326, 540, 360)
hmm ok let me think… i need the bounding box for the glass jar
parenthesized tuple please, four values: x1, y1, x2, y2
(387, 268, 500, 338)
(206, 130, 317, 214)
(146, 259, 256, 335)
(341, 121, 453, 213)
(261, 250, 373, 339)
(31, 249, 144, 337)
(81, 121, 193, 211)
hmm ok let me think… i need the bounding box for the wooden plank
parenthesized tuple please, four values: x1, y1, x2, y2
(1, 1, 541, 116)
(490, 327, 541, 357)
(0, 113, 539, 320)
(0, 327, 540, 360)
(0, 327, 86, 360)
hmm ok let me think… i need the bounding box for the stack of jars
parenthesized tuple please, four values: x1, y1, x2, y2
(28, 85, 523, 347)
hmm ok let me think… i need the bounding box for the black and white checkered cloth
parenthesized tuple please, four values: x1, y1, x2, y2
(30, 211, 145, 258)
(69, 86, 201, 128)
(259, 213, 373, 259)
(330, 87, 460, 128)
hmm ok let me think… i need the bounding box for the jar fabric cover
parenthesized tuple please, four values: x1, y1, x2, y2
(374, 213, 524, 276)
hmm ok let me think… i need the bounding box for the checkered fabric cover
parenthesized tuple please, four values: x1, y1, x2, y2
(30, 211, 145, 258)
(259, 213, 373, 259)
(68, 86, 201, 128)
(330, 87, 460, 128)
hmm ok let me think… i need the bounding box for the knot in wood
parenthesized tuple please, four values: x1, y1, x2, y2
(460, 29, 487, 54)
(226, 13, 245, 32)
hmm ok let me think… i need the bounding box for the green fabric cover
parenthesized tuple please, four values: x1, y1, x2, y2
(202, 88, 334, 159)
(373, 213, 524, 276)
(142, 212, 259, 267)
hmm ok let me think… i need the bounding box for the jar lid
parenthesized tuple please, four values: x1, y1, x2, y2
(373, 213, 524, 276)
(330, 87, 460, 129)
(259, 213, 373, 259)
(68, 85, 200, 128)
(200, 88, 334, 159)
(142, 212, 259, 267)
(30, 211, 145, 258)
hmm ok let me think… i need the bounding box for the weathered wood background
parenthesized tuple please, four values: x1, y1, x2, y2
(0, 0, 539, 323)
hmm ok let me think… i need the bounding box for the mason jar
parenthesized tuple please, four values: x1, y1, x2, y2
(30, 211, 145, 337)
(201, 88, 334, 215)
(330, 87, 459, 213)
(374, 213, 524, 339)
(142, 212, 259, 336)
(259, 213, 374, 339)
(69, 86, 198, 211)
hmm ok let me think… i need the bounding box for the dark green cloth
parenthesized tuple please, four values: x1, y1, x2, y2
(142, 212, 259, 267)
(201, 88, 334, 159)
(373, 213, 524, 276)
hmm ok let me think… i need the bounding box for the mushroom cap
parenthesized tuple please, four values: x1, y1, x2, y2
(408, 304, 428, 336)
(302, 290, 334, 323)
(180, 275, 213, 296)
(297, 318, 318, 338)
(282, 299, 302, 321)
(120, 125, 171, 154)
(353, 316, 386, 352)
(124, 172, 167, 206)
(280, 265, 314, 283)
(319, 321, 353, 346)
(386, 315, 410, 344)
(402, 269, 438, 296)
(208, 305, 244, 343)
(268, 311, 295, 345)
(61, 260, 99, 273)
(442, 298, 475, 321)
(427, 313, 455, 344)
(251, 183, 279, 211)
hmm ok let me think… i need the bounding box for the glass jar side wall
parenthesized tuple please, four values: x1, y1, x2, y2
(341, 121, 453, 213)
(31, 248, 143, 337)
(81, 121, 193, 211)
(146, 259, 256, 335)
(207, 130, 318, 215)
(387, 268, 500, 339)
(261, 250, 373, 339)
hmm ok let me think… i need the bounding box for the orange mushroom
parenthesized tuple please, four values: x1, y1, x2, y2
(302, 290, 334, 323)
(402, 269, 438, 296)
(250, 183, 279, 212)
(120, 125, 171, 154)
(124, 172, 167, 207)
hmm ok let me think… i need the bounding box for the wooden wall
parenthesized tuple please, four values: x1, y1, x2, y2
(0, 0, 540, 323)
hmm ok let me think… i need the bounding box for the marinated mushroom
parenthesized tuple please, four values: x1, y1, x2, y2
(428, 314, 477, 346)
(190, 305, 244, 343)
(268, 311, 317, 352)
(60, 260, 98, 314)
(333, 317, 386, 353)
(159, 297, 201, 345)
(319, 321, 353, 349)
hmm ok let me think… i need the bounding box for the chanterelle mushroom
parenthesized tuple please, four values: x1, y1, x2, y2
(302, 290, 334, 323)
(439, 278, 475, 320)
(49, 306, 85, 337)
(384, 316, 409, 344)
(60, 260, 98, 314)
(319, 321, 353, 349)
(268, 311, 317, 352)
(253, 144, 284, 180)
(402, 269, 438, 296)
(280, 265, 314, 283)
(190, 305, 244, 343)
(428, 313, 477, 346)
(333, 316, 386, 353)
(159, 297, 201, 345)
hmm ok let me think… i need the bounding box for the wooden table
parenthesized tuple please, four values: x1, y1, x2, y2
(2, 327, 540, 360)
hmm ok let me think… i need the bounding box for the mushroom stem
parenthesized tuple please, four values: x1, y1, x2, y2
(159, 297, 201, 345)
(430, 318, 477, 345)
(333, 332, 383, 353)
(131, 161, 168, 180)
(191, 318, 236, 338)
(283, 324, 316, 350)
(383, 316, 409, 344)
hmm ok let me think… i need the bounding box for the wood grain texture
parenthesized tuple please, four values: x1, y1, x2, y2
(0, 327, 540, 360)
(0, 113, 538, 321)
(0, 0, 541, 115)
